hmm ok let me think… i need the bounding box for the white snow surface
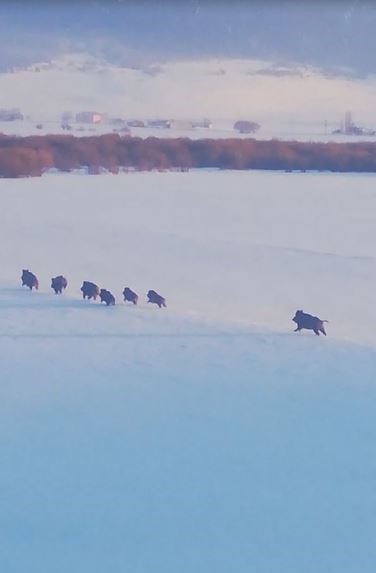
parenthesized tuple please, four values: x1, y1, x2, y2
(1, 169, 376, 572)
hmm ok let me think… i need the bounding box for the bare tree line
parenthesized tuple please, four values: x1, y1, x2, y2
(0, 133, 376, 177)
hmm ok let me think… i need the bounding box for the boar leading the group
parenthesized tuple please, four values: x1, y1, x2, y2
(292, 310, 328, 336)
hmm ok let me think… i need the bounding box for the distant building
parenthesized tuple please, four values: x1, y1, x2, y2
(75, 111, 106, 124)
(192, 119, 212, 129)
(344, 111, 353, 134)
(0, 108, 23, 121)
(109, 117, 127, 127)
(332, 111, 376, 136)
(127, 119, 146, 128)
(147, 119, 171, 129)
(168, 118, 213, 130)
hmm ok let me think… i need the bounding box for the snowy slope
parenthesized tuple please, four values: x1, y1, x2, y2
(1, 170, 376, 572)
(1, 53, 376, 140)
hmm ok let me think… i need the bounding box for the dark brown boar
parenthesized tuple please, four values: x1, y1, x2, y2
(81, 281, 100, 300)
(51, 275, 68, 294)
(292, 310, 328, 336)
(147, 289, 166, 308)
(21, 269, 39, 290)
(123, 287, 138, 305)
(99, 288, 115, 306)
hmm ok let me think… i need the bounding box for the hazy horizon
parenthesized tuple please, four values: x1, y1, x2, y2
(0, 1, 375, 75)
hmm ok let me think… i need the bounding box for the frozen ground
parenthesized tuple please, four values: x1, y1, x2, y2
(1, 170, 376, 572)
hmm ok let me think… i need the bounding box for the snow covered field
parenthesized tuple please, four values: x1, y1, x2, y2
(1, 170, 376, 572)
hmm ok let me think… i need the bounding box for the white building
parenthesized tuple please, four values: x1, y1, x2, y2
(76, 111, 106, 124)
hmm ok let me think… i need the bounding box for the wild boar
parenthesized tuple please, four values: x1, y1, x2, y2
(21, 269, 39, 290)
(147, 289, 166, 308)
(81, 281, 99, 300)
(123, 287, 138, 305)
(99, 288, 115, 306)
(292, 310, 328, 336)
(51, 275, 68, 294)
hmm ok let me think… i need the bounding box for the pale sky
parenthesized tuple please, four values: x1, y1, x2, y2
(0, 1, 375, 75)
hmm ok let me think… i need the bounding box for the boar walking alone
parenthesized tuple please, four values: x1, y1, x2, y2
(292, 310, 328, 336)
